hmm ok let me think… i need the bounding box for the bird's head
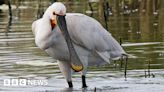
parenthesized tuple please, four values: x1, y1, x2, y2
(44, 2, 66, 30)
(43, 2, 84, 72)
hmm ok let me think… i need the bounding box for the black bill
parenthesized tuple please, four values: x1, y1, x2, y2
(56, 15, 83, 72)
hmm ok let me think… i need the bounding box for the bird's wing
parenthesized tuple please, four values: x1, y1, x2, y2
(66, 13, 126, 63)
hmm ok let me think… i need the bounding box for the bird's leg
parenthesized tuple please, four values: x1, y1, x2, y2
(57, 60, 73, 88)
(82, 75, 87, 88)
(67, 81, 73, 88)
(80, 56, 88, 88)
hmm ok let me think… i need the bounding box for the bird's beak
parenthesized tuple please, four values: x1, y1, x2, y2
(50, 17, 57, 30)
(56, 15, 83, 72)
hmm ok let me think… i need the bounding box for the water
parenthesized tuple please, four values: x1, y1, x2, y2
(0, 1, 164, 92)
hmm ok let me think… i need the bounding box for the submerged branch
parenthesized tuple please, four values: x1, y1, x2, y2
(6, 0, 12, 32)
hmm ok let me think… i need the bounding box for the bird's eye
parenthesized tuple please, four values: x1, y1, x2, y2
(53, 12, 56, 15)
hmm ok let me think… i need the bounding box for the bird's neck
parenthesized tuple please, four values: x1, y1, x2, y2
(35, 17, 52, 50)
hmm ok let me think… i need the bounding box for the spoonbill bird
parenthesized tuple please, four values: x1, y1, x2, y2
(32, 2, 126, 88)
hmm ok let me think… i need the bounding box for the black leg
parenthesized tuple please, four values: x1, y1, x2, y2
(67, 81, 73, 88)
(82, 75, 87, 88)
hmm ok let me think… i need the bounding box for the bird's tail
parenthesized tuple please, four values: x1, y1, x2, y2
(96, 51, 111, 64)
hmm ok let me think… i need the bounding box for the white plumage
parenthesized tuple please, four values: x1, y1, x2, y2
(32, 2, 126, 88)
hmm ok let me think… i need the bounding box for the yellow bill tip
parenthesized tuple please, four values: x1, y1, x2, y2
(71, 64, 83, 72)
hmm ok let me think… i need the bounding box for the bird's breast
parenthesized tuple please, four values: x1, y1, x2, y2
(45, 42, 70, 61)
(45, 30, 70, 60)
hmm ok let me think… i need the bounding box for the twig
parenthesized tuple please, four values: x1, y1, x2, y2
(119, 38, 122, 45)
(6, 0, 12, 32)
(119, 38, 123, 69)
(88, 1, 93, 16)
(51, 0, 57, 3)
(8, 0, 12, 17)
(148, 59, 151, 78)
(124, 55, 128, 81)
(114, 60, 117, 69)
(120, 56, 123, 69)
(145, 59, 155, 78)
(103, 0, 109, 30)
(144, 70, 147, 78)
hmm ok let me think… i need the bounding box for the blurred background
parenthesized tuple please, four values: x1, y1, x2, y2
(0, 0, 164, 91)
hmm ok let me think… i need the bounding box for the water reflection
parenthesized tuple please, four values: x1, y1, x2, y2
(0, 0, 164, 91)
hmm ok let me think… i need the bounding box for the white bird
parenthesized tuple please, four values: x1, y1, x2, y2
(32, 2, 126, 88)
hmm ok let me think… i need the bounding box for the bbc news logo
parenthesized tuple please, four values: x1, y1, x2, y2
(3, 79, 48, 86)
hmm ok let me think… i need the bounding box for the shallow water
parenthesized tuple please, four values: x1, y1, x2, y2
(0, 1, 164, 92)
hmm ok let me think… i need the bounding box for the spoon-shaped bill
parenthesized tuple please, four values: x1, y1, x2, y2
(56, 15, 83, 72)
